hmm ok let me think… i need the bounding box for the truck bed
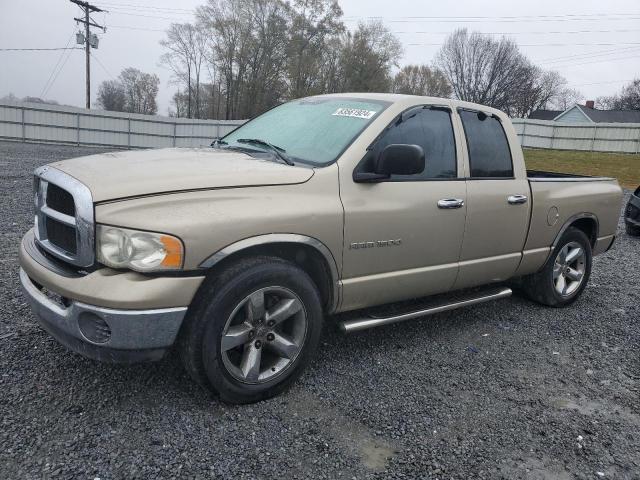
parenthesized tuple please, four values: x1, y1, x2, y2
(527, 170, 615, 182)
(523, 171, 622, 260)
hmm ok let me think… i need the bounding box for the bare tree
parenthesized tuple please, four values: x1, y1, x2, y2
(165, 0, 406, 119)
(119, 67, 160, 115)
(160, 23, 207, 118)
(436, 29, 567, 117)
(550, 87, 584, 111)
(392, 65, 452, 97)
(95, 79, 126, 111)
(597, 78, 640, 110)
(197, 0, 262, 119)
(509, 69, 570, 117)
(286, 0, 344, 98)
(338, 21, 403, 93)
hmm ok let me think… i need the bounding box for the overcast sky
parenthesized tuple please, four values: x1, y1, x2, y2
(1, 0, 639, 114)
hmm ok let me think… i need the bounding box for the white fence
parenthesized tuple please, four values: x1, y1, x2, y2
(1, 100, 639, 154)
(512, 118, 640, 154)
(0, 100, 245, 149)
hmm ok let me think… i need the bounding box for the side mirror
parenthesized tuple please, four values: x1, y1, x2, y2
(353, 144, 426, 183)
(376, 144, 425, 176)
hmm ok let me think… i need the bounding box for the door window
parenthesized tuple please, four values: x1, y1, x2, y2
(459, 110, 513, 178)
(371, 107, 457, 180)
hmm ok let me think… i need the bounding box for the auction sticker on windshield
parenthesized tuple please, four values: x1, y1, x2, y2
(332, 108, 377, 119)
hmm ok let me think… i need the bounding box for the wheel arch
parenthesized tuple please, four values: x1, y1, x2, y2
(551, 213, 599, 252)
(198, 234, 340, 313)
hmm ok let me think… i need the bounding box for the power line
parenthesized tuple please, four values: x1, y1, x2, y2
(98, 2, 193, 13)
(548, 53, 640, 69)
(342, 13, 640, 21)
(102, 7, 640, 24)
(346, 17, 640, 24)
(100, 6, 640, 19)
(108, 11, 191, 21)
(406, 42, 640, 47)
(42, 44, 77, 99)
(571, 79, 634, 87)
(346, 12, 640, 19)
(40, 31, 76, 98)
(92, 53, 115, 79)
(393, 29, 640, 35)
(0, 47, 82, 51)
(538, 45, 640, 62)
(107, 24, 165, 32)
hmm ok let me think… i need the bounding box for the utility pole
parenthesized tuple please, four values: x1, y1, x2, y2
(70, 0, 105, 109)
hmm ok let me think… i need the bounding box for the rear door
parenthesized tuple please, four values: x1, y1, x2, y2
(454, 109, 530, 289)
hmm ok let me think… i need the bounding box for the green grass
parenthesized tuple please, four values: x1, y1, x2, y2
(523, 148, 639, 190)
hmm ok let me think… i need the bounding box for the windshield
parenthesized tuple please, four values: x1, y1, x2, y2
(221, 97, 389, 166)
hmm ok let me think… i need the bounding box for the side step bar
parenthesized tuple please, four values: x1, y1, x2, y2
(338, 287, 512, 333)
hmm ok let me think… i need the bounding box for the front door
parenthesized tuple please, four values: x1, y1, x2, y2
(339, 106, 467, 312)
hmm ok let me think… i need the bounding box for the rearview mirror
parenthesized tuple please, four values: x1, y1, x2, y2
(376, 144, 425, 176)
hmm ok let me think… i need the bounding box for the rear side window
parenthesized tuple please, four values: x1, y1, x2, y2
(459, 110, 513, 178)
(371, 107, 457, 180)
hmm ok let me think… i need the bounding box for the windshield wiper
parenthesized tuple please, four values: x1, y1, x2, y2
(210, 138, 227, 148)
(236, 138, 295, 166)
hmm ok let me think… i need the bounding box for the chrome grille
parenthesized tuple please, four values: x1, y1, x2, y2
(34, 166, 95, 267)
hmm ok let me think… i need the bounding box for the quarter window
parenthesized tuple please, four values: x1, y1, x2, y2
(371, 107, 457, 180)
(459, 110, 513, 178)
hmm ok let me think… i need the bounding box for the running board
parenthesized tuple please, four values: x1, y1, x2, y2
(338, 287, 513, 333)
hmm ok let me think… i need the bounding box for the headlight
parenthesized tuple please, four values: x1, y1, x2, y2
(96, 225, 184, 272)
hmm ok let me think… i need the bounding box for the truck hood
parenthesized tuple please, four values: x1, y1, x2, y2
(50, 148, 314, 202)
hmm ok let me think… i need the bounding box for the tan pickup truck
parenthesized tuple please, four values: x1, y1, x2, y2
(19, 93, 623, 403)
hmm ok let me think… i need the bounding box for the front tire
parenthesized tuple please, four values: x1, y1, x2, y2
(178, 256, 324, 404)
(521, 227, 592, 307)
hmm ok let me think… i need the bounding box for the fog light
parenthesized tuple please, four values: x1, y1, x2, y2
(78, 312, 111, 344)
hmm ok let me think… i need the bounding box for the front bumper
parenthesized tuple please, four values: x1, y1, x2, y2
(20, 269, 187, 362)
(18, 229, 203, 362)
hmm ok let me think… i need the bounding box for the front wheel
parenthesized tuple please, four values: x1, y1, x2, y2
(178, 256, 324, 404)
(520, 227, 592, 307)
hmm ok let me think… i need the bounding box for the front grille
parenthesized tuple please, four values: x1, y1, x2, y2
(46, 183, 75, 216)
(45, 217, 77, 254)
(33, 166, 94, 267)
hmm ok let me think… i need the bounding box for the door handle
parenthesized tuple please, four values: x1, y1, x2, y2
(437, 198, 465, 209)
(507, 194, 528, 205)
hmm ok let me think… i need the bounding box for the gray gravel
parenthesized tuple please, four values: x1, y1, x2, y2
(1, 140, 639, 479)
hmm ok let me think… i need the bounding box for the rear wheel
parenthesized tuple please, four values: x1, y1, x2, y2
(521, 227, 592, 307)
(178, 256, 323, 404)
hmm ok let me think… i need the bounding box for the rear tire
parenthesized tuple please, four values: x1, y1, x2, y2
(178, 256, 324, 404)
(521, 227, 592, 307)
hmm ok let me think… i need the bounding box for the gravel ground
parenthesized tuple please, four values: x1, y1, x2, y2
(1, 140, 638, 480)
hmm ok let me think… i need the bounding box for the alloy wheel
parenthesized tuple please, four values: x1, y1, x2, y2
(220, 287, 307, 384)
(553, 241, 586, 297)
